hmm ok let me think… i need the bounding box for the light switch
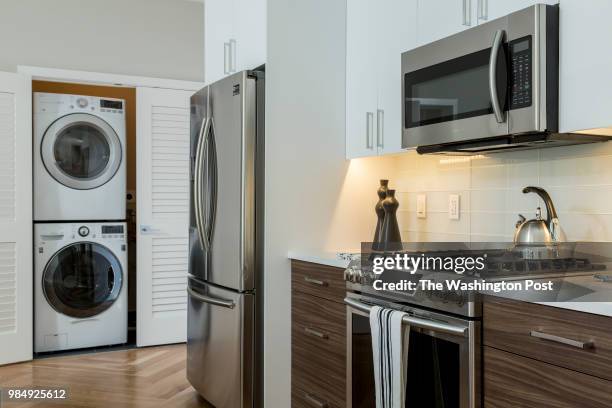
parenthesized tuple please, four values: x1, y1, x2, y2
(449, 194, 460, 220)
(417, 194, 427, 219)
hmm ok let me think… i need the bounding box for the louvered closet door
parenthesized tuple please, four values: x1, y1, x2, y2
(136, 87, 193, 346)
(0, 73, 32, 365)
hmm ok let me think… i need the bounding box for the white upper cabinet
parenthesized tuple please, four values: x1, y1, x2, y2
(204, 0, 266, 85)
(559, 0, 612, 134)
(346, 0, 378, 158)
(346, 0, 418, 159)
(483, 0, 558, 22)
(204, 0, 235, 85)
(234, 0, 267, 72)
(376, 0, 418, 155)
(416, 0, 475, 46)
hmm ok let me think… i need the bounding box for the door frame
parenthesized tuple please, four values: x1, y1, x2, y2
(18, 66, 204, 91)
(19, 65, 203, 351)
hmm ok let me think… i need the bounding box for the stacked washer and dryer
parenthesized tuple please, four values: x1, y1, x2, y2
(33, 93, 128, 353)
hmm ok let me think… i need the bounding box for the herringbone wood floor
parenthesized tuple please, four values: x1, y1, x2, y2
(0, 344, 212, 407)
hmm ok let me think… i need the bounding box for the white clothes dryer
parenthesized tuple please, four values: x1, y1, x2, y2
(34, 93, 126, 221)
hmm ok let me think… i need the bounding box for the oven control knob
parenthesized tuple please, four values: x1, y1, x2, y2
(344, 267, 360, 283)
(78, 226, 90, 237)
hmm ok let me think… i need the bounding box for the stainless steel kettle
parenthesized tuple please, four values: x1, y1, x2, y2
(514, 186, 565, 245)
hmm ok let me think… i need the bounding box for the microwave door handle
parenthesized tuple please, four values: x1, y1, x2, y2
(489, 29, 506, 124)
(344, 297, 468, 336)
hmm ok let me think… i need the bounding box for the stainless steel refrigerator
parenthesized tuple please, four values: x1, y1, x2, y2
(187, 68, 264, 408)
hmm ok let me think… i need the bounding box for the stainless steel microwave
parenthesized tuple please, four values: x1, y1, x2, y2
(402, 4, 607, 154)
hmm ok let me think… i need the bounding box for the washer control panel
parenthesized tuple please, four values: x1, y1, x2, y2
(36, 223, 127, 250)
(78, 226, 90, 237)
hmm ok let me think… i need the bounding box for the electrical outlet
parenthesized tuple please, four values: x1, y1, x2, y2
(449, 194, 460, 220)
(417, 194, 427, 219)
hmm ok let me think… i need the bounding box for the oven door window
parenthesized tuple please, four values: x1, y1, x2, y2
(352, 313, 461, 407)
(404, 46, 507, 129)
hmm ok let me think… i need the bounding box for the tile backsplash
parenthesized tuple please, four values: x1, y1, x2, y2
(389, 141, 612, 242)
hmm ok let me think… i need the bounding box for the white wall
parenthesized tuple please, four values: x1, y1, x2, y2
(265, 0, 395, 405)
(265, 1, 612, 406)
(393, 142, 612, 243)
(0, 0, 204, 81)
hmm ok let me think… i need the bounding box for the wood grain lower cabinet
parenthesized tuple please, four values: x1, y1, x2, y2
(292, 260, 346, 408)
(292, 260, 346, 302)
(484, 296, 612, 408)
(484, 296, 612, 381)
(484, 346, 612, 408)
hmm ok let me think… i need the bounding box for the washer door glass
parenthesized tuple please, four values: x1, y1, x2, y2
(41, 113, 122, 190)
(43, 242, 123, 318)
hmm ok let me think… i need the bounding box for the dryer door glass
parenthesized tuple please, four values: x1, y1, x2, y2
(43, 242, 123, 318)
(54, 124, 110, 179)
(41, 113, 123, 190)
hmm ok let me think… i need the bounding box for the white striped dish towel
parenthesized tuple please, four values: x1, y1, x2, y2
(369, 305, 410, 408)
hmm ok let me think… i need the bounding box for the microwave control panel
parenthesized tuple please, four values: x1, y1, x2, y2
(509, 36, 532, 110)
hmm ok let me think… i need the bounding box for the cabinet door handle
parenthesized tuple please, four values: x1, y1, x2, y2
(304, 392, 329, 408)
(304, 327, 329, 339)
(530, 331, 594, 350)
(477, 0, 488, 21)
(223, 42, 231, 74)
(462, 0, 472, 26)
(229, 39, 237, 72)
(366, 111, 374, 149)
(304, 276, 328, 287)
(376, 109, 384, 148)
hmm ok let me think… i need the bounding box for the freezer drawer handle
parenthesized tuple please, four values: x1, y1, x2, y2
(529, 331, 594, 350)
(303, 392, 329, 408)
(304, 327, 329, 340)
(304, 277, 328, 287)
(188, 287, 235, 309)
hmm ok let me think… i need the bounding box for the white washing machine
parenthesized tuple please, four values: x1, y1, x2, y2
(35, 222, 127, 353)
(34, 92, 126, 221)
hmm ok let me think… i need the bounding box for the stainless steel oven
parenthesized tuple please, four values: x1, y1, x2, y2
(399, 4, 600, 155)
(345, 292, 481, 408)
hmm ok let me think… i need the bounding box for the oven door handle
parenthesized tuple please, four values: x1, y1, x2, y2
(344, 297, 468, 336)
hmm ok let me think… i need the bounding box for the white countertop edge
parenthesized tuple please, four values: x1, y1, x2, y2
(288, 251, 352, 269)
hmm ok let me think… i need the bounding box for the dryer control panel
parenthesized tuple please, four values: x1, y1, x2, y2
(101, 224, 125, 239)
(34, 93, 125, 115)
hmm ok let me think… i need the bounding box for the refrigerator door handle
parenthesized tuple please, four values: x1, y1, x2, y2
(194, 117, 209, 251)
(187, 286, 235, 309)
(203, 119, 218, 249)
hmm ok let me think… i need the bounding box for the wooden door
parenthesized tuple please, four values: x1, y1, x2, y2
(136, 87, 193, 346)
(0, 72, 32, 365)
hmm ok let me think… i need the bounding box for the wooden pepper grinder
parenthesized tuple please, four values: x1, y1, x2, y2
(372, 179, 388, 250)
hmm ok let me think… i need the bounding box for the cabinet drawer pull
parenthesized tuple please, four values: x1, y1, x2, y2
(462, 0, 472, 26)
(223, 42, 231, 75)
(366, 111, 374, 149)
(304, 276, 328, 287)
(376, 109, 384, 148)
(304, 392, 329, 408)
(304, 327, 328, 339)
(530, 331, 594, 350)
